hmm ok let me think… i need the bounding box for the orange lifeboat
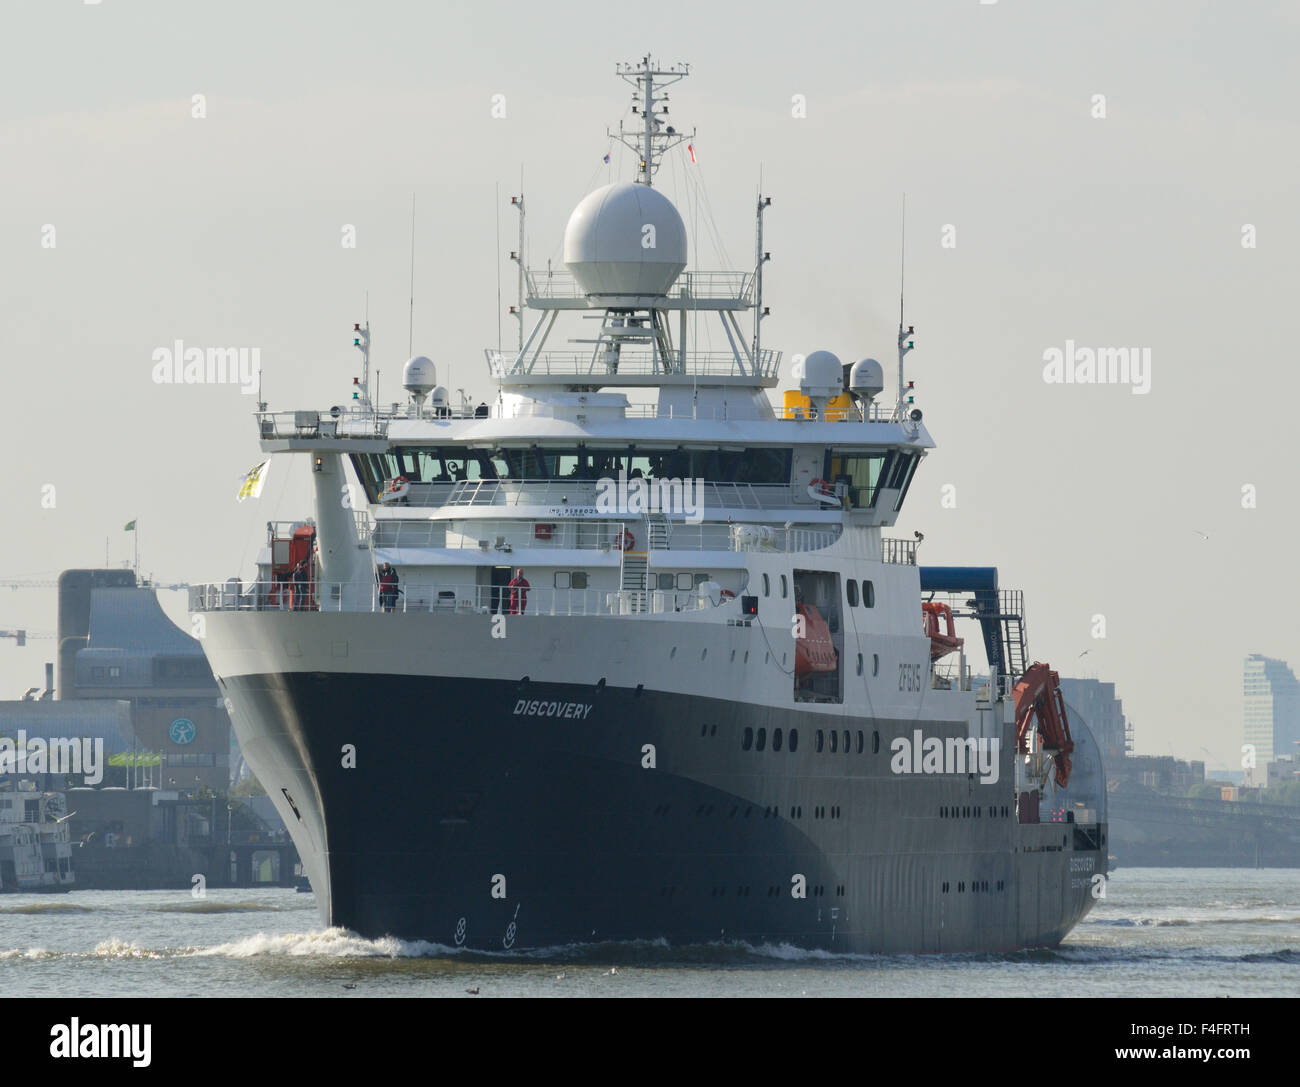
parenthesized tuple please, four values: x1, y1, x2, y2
(795, 604, 838, 677)
(922, 601, 964, 661)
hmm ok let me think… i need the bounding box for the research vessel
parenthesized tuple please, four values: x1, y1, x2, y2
(193, 58, 1107, 952)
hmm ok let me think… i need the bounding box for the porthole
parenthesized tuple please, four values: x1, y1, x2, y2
(816, 729, 824, 753)
(847, 580, 859, 607)
(842, 730, 850, 753)
(856, 653, 863, 676)
(863, 580, 875, 607)
(788, 728, 798, 752)
(872, 731, 880, 754)
(780, 574, 788, 598)
(830, 730, 838, 753)
(756, 727, 767, 752)
(762, 573, 770, 596)
(872, 653, 879, 676)
(742, 727, 753, 751)
(773, 728, 783, 752)
(856, 730, 864, 754)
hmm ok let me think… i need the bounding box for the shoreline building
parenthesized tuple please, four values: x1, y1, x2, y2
(1243, 654, 1300, 787)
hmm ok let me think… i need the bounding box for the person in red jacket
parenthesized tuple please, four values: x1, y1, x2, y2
(507, 569, 530, 615)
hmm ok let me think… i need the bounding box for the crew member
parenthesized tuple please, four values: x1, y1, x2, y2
(507, 568, 530, 615)
(378, 561, 400, 612)
(291, 558, 310, 611)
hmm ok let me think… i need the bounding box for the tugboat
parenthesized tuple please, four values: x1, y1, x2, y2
(192, 58, 1107, 952)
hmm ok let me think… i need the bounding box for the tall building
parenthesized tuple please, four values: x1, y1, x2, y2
(1243, 654, 1300, 785)
(1059, 677, 1131, 771)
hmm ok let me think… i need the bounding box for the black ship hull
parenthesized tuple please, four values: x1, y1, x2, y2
(222, 671, 1105, 953)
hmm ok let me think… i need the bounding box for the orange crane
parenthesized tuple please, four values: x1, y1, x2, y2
(1012, 662, 1075, 788)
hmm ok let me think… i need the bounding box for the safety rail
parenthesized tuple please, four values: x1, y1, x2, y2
(437, 478, 791, 512)
(525, 268, 753, 304)
(256, 408, 391, 440)
(485, 349, 781, 381)
(881, 537, 919, 565)
(369, 517, 839, 554)
(190, 580, 721, 617)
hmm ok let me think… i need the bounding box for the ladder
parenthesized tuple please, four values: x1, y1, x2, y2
(648, 513, 671, 550)
(998, 589, 1029, 681)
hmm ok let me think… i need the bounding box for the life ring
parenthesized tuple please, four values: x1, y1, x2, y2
(720, 589, 735, 599)
(810, 478, 831, 496)
(613, 529, 635, 551)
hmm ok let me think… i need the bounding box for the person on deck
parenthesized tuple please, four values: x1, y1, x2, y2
(507, 568, 530, 615)
(378, 562, 400, 612)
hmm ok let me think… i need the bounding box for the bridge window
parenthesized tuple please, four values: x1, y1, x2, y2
(825, 451, 891, 509)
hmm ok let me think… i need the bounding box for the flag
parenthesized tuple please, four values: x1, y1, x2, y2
(687, 144, 696, 164)
(236, 460, 271, 502)
(124, 520, 136, 532)
(603, 152, 611, 164)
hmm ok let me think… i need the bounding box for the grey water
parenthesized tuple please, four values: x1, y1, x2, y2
(2, 868, 1296, 997)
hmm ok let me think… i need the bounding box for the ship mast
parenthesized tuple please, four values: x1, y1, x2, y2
(612, 56, 694, 187)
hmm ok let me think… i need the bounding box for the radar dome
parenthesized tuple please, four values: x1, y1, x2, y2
(563, 181, 687, 298)
(849, 358, 884, 401)
(402, 356, 436, 396)
(792, 350, 843, 402)
(430, 385, 449, 408)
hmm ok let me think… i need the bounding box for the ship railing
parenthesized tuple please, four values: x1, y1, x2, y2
(434, 478, 790, 512)
(524, 268, 753, 305)
(190, 579, 719, 617)
(255, 408, 390, 440)
(881, 537, 919, 565)
(485, 349, 781, 381)
(369, 516, 839, 554)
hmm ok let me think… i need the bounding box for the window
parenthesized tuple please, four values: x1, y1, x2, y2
(762, 574, 770, 597)
(847, 580, 859, 607)
(830, 730, 838, 753)
(554, 572, 570, 588)
(779, 575, 788, 598)
(872, 731, 880, 754)
(856, 730, 864, 754)
(789, 729, 798, 752)
(742, 727, 753, 751)
(571, 572, 588, 589)
(856, 653, 863, 676)
(826, 451, 892, 509)
(863, 580, 875, 607)
(816, 730, 824, 753)
(657, 573, 675, 590)
(843, 730, 851, 753)
(872, 653, 879, 676)
(676, 572, 693, 590)
(756, 727, 767, 752)
(773, 728, 783, 752)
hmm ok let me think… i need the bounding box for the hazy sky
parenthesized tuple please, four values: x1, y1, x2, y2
(2, 0, 1297, 770)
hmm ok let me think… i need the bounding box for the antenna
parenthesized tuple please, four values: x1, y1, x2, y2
(896, 193, 915, 420)
(611, 56, 693, 187)
(495, 182, 503, 354)
(408, 192, 416, 356)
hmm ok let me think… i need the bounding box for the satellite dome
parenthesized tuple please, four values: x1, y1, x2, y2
(563, 181, 687, 298)
(430, 385, 449, 407)
(849, 358, 884, 401)
(402, 356, 436, 396)
(792, 350, 843, 402)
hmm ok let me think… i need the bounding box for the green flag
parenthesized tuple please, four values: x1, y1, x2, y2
(124, 520, 136, 531)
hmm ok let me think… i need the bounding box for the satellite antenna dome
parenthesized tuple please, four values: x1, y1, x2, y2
(563, 181, 687, 299)
(402, 356, 437, 395)
(849, 358, 885, 402)
(430, 385, 449, 408)
(792, 350, 844, 409)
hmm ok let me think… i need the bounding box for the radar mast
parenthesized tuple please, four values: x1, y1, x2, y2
(611, 56, 695, 186)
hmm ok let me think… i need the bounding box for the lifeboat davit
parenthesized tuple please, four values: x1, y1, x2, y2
(922, 601, 964, 661)
(794, 603, 838, 676)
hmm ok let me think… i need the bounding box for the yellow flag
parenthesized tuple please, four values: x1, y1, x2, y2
(236, 460, 270, 502)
